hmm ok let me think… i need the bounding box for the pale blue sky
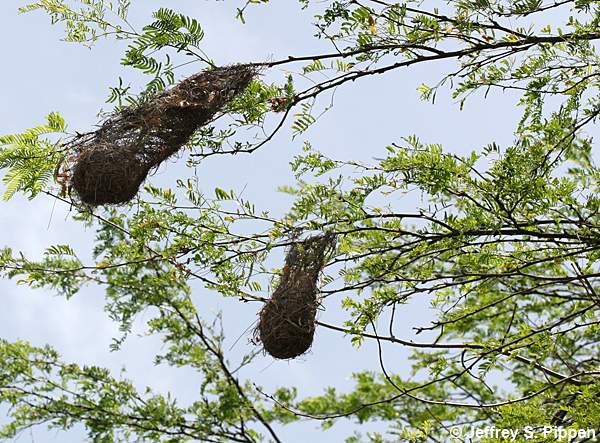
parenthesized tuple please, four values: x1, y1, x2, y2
(0, 1, 528, 442)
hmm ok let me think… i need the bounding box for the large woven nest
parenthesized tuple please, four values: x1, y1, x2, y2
(256, 233, 336, 360)
(64, 64, 256, 205)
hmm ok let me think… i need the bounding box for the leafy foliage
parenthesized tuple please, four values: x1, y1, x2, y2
(0, 112, 66, 200)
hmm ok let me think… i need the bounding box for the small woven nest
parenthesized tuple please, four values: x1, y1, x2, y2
(62, 64, 256, 206)
(256, 233, 336, 360)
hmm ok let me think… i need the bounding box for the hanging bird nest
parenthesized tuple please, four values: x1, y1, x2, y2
(256, 232, 336, 360)
(62, 64, 257, 206)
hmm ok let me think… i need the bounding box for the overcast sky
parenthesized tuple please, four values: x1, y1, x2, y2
(0, 1, 533, 442)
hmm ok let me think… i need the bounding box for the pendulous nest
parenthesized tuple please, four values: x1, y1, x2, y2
(256, 233, 336, 360)
(63, 64, 257, 205)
